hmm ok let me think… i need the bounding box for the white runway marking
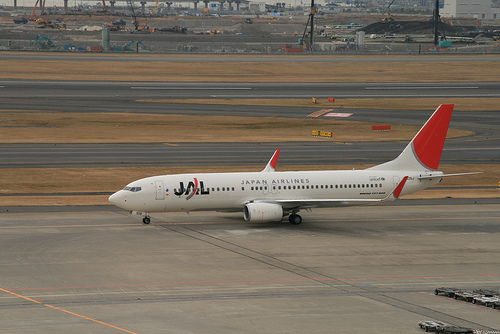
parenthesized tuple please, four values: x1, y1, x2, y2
(365, 86, 479, 90)
(131, 87, 251, 90)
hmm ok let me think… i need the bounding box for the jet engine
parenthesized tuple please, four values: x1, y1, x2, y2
(244, 202, 284, 222)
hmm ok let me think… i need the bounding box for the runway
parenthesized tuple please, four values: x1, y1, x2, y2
(1, 201, 499, 333)
(2, 80, 500, 99)
(0, 139, 498, 168)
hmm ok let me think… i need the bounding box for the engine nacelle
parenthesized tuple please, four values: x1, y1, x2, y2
(244, 202, 284, 222)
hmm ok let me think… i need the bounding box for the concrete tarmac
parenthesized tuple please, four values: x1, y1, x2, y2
(1, 201, 499, 333)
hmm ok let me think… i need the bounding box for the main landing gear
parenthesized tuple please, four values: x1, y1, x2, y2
(288, 213, 302, 225)
(142, 216, 151, 224)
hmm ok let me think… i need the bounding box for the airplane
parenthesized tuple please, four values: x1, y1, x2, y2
(109, 104, 478, 225)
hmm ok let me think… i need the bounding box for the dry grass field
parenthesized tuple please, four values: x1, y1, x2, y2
(0, 112, 472, 143)
(1, 55, 500, 83)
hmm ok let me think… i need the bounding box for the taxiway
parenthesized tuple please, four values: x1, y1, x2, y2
(1, 201, 499, 333)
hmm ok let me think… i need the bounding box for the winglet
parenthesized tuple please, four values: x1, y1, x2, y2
(262, 149, 280, 172)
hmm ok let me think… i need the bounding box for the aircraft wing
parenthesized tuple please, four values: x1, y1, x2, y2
(267, 198, 386, 210)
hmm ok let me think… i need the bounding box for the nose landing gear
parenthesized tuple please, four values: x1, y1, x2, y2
(142, 216, 151, 224)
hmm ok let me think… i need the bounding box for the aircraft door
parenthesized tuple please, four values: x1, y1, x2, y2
(271, 184, 278, 194)
(155, 180, 165, 200)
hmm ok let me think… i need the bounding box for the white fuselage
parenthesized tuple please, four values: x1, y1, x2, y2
(108, 169, 442, 213)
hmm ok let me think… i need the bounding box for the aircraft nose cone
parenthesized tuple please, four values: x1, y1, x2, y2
(108, 191, 125, 206)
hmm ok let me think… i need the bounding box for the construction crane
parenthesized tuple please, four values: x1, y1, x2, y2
(126, 0, 150, 31)
(300, 0, 316, 51)
(29, 0, 46, 21)
(152, 0, 160, 16)
(383, 0, 396, 15)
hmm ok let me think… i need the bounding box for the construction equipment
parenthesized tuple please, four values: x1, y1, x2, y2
(29, 0, 47, 21)
(105, 20, 126, 31)
(14, 17, 28, 24)
(122, 40, 145, 51)
(98, 0, 108, 13)
(157, 26, 187, 33)
(35, 18, 65, 29)
(152, 0, 160, 16)
(300, 0, 316, 51)
(127, 0, 151, 32)
(28, 34, 58, 48)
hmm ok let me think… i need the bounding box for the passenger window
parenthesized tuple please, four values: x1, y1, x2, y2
(242, 187, 245, 191)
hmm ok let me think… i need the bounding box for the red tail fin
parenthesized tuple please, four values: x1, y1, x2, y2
(411, 104, 454, 170)
(368, 104, 454, 172)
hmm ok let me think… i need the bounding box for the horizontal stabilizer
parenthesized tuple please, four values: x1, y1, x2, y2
(418, 172, 483, 179)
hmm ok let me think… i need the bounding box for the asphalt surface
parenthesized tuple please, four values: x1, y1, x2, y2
(2, 80, 500, 99)
(1, 202, 499, 334)
(0, 139, 498, 168)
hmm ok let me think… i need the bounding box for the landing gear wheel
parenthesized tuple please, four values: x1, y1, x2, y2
(288, 214, 302, 225)
(142, 216, 151, 224)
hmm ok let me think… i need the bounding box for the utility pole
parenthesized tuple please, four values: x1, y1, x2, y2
(434, 0, 439, 46)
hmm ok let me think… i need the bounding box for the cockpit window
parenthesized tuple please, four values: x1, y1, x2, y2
(123, 186, 142, 192)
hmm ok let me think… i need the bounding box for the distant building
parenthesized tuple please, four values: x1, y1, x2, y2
(442, 0, 500, 20)
(249, 1, 266, 12)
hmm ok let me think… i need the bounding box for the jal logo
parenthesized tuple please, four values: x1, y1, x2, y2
(174, 178, 210, 200)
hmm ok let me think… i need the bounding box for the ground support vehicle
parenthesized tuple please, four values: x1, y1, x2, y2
(436, 326, 473, 334)
(418, 320, 446, 332)
(434, 287, 462, 298)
